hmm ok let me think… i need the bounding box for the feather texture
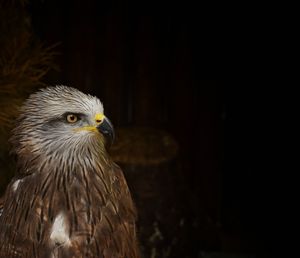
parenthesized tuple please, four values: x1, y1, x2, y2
(0, 86, 140, 258)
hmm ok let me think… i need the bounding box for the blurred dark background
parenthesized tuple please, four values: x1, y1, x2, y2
(0, 1, 274, 257)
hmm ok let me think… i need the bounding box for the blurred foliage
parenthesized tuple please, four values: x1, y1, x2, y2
(0, 0, 57, 194)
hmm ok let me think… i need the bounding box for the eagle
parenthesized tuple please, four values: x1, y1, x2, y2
(0, 86, 140, 258)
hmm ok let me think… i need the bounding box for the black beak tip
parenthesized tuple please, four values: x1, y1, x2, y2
(96, 117, 115, 146)
(101, 129, 115, 145)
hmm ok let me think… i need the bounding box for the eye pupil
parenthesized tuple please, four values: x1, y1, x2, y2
(67, 114, 78, 123)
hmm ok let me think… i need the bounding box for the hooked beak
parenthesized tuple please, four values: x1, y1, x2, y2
(96, 116, 115, 146)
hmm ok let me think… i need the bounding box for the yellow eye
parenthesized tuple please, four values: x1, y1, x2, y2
(66, 114, 78, 123)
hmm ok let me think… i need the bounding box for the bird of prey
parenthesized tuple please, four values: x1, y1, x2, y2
(0, 86, 140, 258)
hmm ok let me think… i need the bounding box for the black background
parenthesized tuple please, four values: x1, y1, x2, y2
(3, 1, 276, 256)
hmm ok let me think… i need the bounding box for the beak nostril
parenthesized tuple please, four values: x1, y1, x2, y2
(96, 119, 102, 123)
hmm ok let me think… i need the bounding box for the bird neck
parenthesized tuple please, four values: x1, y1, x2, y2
(14, 142, 112, 177)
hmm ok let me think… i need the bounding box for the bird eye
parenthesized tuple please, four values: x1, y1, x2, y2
(66, 114, 78, 123)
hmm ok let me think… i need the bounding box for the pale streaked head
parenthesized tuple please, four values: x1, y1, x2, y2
(10, 85, 114, 169)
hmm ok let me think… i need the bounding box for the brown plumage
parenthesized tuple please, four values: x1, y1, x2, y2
(0, 86, 140, 258)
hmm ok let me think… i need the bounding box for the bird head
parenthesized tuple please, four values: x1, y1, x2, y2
(10, 86, 115, 171)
